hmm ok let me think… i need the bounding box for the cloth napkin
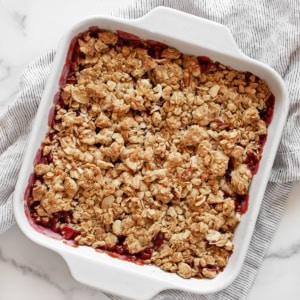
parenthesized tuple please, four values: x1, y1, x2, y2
(0, 0, 299, 299)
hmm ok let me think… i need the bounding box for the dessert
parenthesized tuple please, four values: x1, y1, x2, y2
(25, 28, 274, 279)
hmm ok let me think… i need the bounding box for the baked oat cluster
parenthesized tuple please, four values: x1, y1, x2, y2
(28, 29, 274, 279)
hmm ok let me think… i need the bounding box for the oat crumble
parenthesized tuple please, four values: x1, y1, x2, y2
(26, 29, 274, 280)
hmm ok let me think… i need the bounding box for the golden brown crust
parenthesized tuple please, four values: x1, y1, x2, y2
(30, 30, 272, 280)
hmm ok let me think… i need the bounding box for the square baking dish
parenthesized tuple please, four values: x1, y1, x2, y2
(13, 7, 289, 300)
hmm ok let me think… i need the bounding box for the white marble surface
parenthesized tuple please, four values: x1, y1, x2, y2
(1, 0, 300, 299)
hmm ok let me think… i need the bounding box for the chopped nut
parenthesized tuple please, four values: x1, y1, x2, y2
(112, 220, 122, 236)
(152, 62, 183, 86)
(32, 182, 46, 200)
(202, 267, 217, 279)
(209, 85, 220, 97)
(177, 262, 193, 279)
(101, 195, 115, 209)
(71, 86, 90, 104)
(98, 31, 118, 45)
(161, 48, 181, 59)
(64, 177, 78, 198)
(206, 230, 221, 243)
(231, 164, 252, 195)
(104, 233, 118, 248)
(34, 164, 51, 176)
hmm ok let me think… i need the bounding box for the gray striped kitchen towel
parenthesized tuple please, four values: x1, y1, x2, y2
(0, 0, 299, 299)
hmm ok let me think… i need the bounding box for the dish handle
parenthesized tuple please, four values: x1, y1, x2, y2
(130, 6, 245, 59)
(61, 252, 170, 300)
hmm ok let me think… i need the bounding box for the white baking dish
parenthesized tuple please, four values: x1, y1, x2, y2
(13, 7, 289, 300)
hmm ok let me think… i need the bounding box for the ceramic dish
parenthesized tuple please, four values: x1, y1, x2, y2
(13, 7, 289, 300)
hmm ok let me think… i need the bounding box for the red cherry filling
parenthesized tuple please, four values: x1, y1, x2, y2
(105, 232, 165, 263)
(259, 94, 275, 126)
(235, 195, 249, 214)
(61, 226, 80, 240)
(197, 55, 213, 72)
(146, 39, 168, 58)
(245, 152, 260, 175)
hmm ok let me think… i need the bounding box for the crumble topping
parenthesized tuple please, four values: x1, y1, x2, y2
(27, 29, 274, 280)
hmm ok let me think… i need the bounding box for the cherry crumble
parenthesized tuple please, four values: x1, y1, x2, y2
(25, 28, 274, 279)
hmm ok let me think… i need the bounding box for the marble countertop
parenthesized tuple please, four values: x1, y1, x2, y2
(1, 0, 300, 299)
